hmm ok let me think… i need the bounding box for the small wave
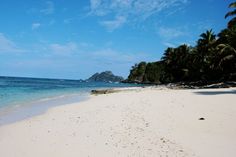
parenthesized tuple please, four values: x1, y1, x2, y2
(35, 93, 84, 103)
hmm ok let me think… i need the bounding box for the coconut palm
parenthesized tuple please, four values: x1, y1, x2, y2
(216, 44, 236, 67)
(197, 30, 216, 54)
(197, 29, 216, 62)
(197, 29, 216, 47)
(212, 43, 236, 80)
(225, 2, 236, 28)
(214, 23, 236, 80)
(218, 27, 236, 49)
(161, 47, 175, 65)
(161, 45, 191, 82)
(196, 29, 216, 79)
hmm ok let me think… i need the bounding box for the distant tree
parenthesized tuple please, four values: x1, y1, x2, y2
(161, 47, 175, 82)
(161, 44, 191, 82)
(127, 62, 146, 82)
(144, 62, 164, 83)
(128, 64, 138, 81)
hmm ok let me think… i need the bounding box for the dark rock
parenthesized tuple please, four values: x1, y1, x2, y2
(91, 89, 117, 95)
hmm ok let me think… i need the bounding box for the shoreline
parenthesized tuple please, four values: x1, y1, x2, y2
(0, 93, 89, 126)
(0, 87, 236, 157)
(0, 86, 142, 126)
(121, 81, 236, 89)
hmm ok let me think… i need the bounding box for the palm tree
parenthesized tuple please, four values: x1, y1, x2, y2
(225, 2, 236, 28)
(161, 47, 176, 82)
(212, 43, 236, 80)
(162, 47, 175, 65)
(216, 44, 236, 67)
(218, 27, 236, 49)
(197, 29, 216, 47)
(161, 45, 191, 82)
(214, 21, 236, 80)
(196, 29, 216, 79)
(197, 29, 216, 63)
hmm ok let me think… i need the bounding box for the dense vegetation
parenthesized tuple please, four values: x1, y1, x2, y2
(126, 2, 236, 84)
(87, 71, 124, 82)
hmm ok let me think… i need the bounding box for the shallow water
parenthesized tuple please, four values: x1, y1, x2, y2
(0, 76, 138, 125)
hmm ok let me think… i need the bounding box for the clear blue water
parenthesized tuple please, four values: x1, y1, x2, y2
(0, 76, 139, 125)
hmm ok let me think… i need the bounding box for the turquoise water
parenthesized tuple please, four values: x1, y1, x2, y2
(0, 76, 138, 125)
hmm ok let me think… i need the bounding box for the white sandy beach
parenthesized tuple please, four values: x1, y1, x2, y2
(0, 87, 236, 157)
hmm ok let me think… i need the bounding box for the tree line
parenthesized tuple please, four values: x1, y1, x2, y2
(126, 2, 236, 85)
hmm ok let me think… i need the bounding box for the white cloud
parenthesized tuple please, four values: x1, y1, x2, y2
(163, 42, 176, 47)
(89, 0, 189, 30)
(49, 42, 78, 55)
(90, 48, 150, 64)
(79, 42, 93, 48)
(90, 0, 101, 10)
(85, 48, 153, 78)
(100, 16, 126, 31)
(0, 33, 25, 53)
(157, 26, 190, 48)
(32, 23, 41, 30)
(158, 27, 185, 39)
(40, 1, 54, 15)
(195, 20, 214, 31)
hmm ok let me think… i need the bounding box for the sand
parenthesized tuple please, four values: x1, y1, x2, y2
(0, 87, 236, 157)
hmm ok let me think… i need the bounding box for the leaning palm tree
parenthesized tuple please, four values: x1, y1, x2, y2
(212, 43, 236, 80)
(225, 1, 236, 28)
(214, 44, 236, 70)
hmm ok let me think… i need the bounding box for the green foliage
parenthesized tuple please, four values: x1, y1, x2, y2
(161, 44, 192, 82)
(87, 71, 124, 82)
(128, 62, 147, 82)
(144, 62, 164, 83)
(127, 2, 236, 84)
(127, 61, 164, 83)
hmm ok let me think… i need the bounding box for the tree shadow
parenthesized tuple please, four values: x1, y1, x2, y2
(194, 89, 236, 95)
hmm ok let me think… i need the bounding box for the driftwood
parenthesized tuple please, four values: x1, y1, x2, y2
(91, 89, 117, 95)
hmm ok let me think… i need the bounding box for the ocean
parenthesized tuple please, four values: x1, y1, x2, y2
(0, 76, 138, 125)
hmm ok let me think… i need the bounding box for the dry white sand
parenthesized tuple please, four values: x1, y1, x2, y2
(0, 87, 236, 157)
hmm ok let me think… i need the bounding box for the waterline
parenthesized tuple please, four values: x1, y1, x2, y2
(0, 92, 89, 126)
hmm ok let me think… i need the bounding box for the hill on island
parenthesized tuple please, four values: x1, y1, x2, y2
(86, 71, 124, 82)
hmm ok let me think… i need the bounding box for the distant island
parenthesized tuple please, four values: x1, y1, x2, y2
(86, 71, 124, 83)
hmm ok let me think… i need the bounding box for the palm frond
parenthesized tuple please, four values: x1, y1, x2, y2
(220, 54, 235, 64)
(217, 43, 236, 55)
(225, 10, 236, 18)
(229, 2, 236, 8)
(228, 17, 236, 28)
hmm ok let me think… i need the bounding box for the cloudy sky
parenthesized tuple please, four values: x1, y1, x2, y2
(0, 0, 231, 79)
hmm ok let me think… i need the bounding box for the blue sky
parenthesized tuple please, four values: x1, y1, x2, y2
(0, 0, 232, 79)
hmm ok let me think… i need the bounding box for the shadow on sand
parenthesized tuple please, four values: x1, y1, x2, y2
(194, 89, 236, 95)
